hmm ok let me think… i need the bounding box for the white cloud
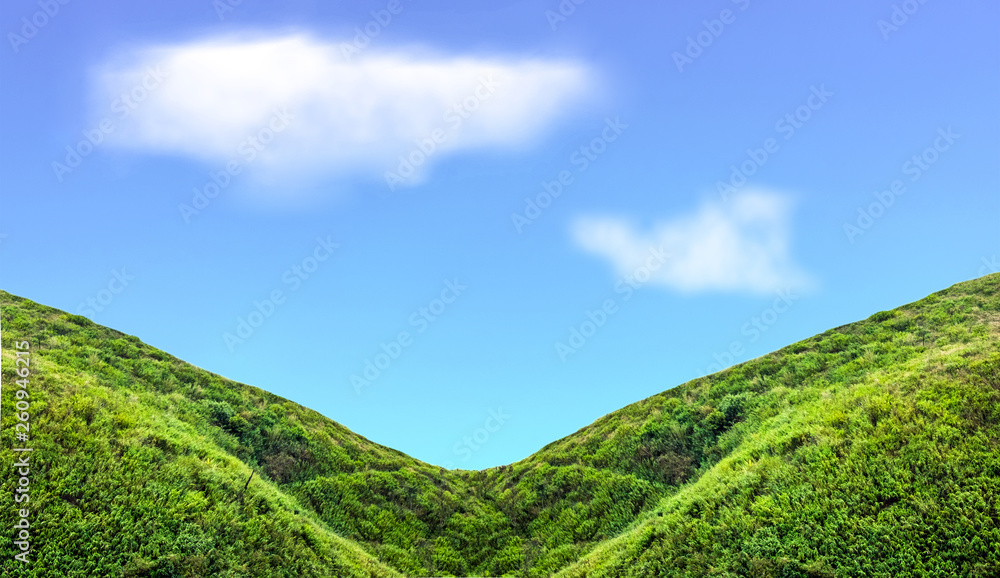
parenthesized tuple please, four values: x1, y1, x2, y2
(572, 191, 814, 294)
(94, 33, 592, 191)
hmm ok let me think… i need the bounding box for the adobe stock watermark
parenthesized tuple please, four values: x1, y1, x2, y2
(843, 126, 959, 244)
(351, 278, 467, 394)
(440, 407, 513, 469)
(339, 0, 406, 60)
(10, 340, 34, 564)
(384, 75, 499, 191)
(672, 0, 751, 73)
(717, 84, 833, 202)
(699, 289, 799, 376)
(878, 0, 932, 41)
(8, 0, 72, 54)
(510, 117, 628, 233)
(180, 107, 294, 223)
(212, 0, 246, 21)
(978, 255, 999, 277)
(223, 235, 339, 352)
(52, 65, 168, 182)
(76, 268, 136, 318)
(545, 0, 589, 31)
(555, 243, 669, 362)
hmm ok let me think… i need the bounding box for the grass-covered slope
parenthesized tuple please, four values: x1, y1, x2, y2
(0, 293, 407, 577)
(551, 274, 1000, 577)
(1, 274, 998, 577)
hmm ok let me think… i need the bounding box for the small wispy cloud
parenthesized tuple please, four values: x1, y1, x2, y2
(94, 33, 593, 193)
(572, 190, 814, 294)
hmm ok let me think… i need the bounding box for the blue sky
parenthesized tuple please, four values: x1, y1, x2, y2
(1, 0, 997, 469)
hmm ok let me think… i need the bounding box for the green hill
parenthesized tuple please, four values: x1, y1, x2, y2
(2, 274, 998, 577)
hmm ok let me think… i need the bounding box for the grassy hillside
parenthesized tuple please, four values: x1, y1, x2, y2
(551, 274, 1000, 577)
(1, 274, 998, 577)
(0, 292, 405, 577)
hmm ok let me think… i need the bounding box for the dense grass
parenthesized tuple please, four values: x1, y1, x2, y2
(1, 274, 998, 576)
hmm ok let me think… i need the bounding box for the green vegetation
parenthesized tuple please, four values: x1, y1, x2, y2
(2, 274, 998, 577)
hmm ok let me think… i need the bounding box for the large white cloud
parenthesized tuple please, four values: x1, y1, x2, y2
(94, 33, 592, 190)
(572, 191, 814, 294)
